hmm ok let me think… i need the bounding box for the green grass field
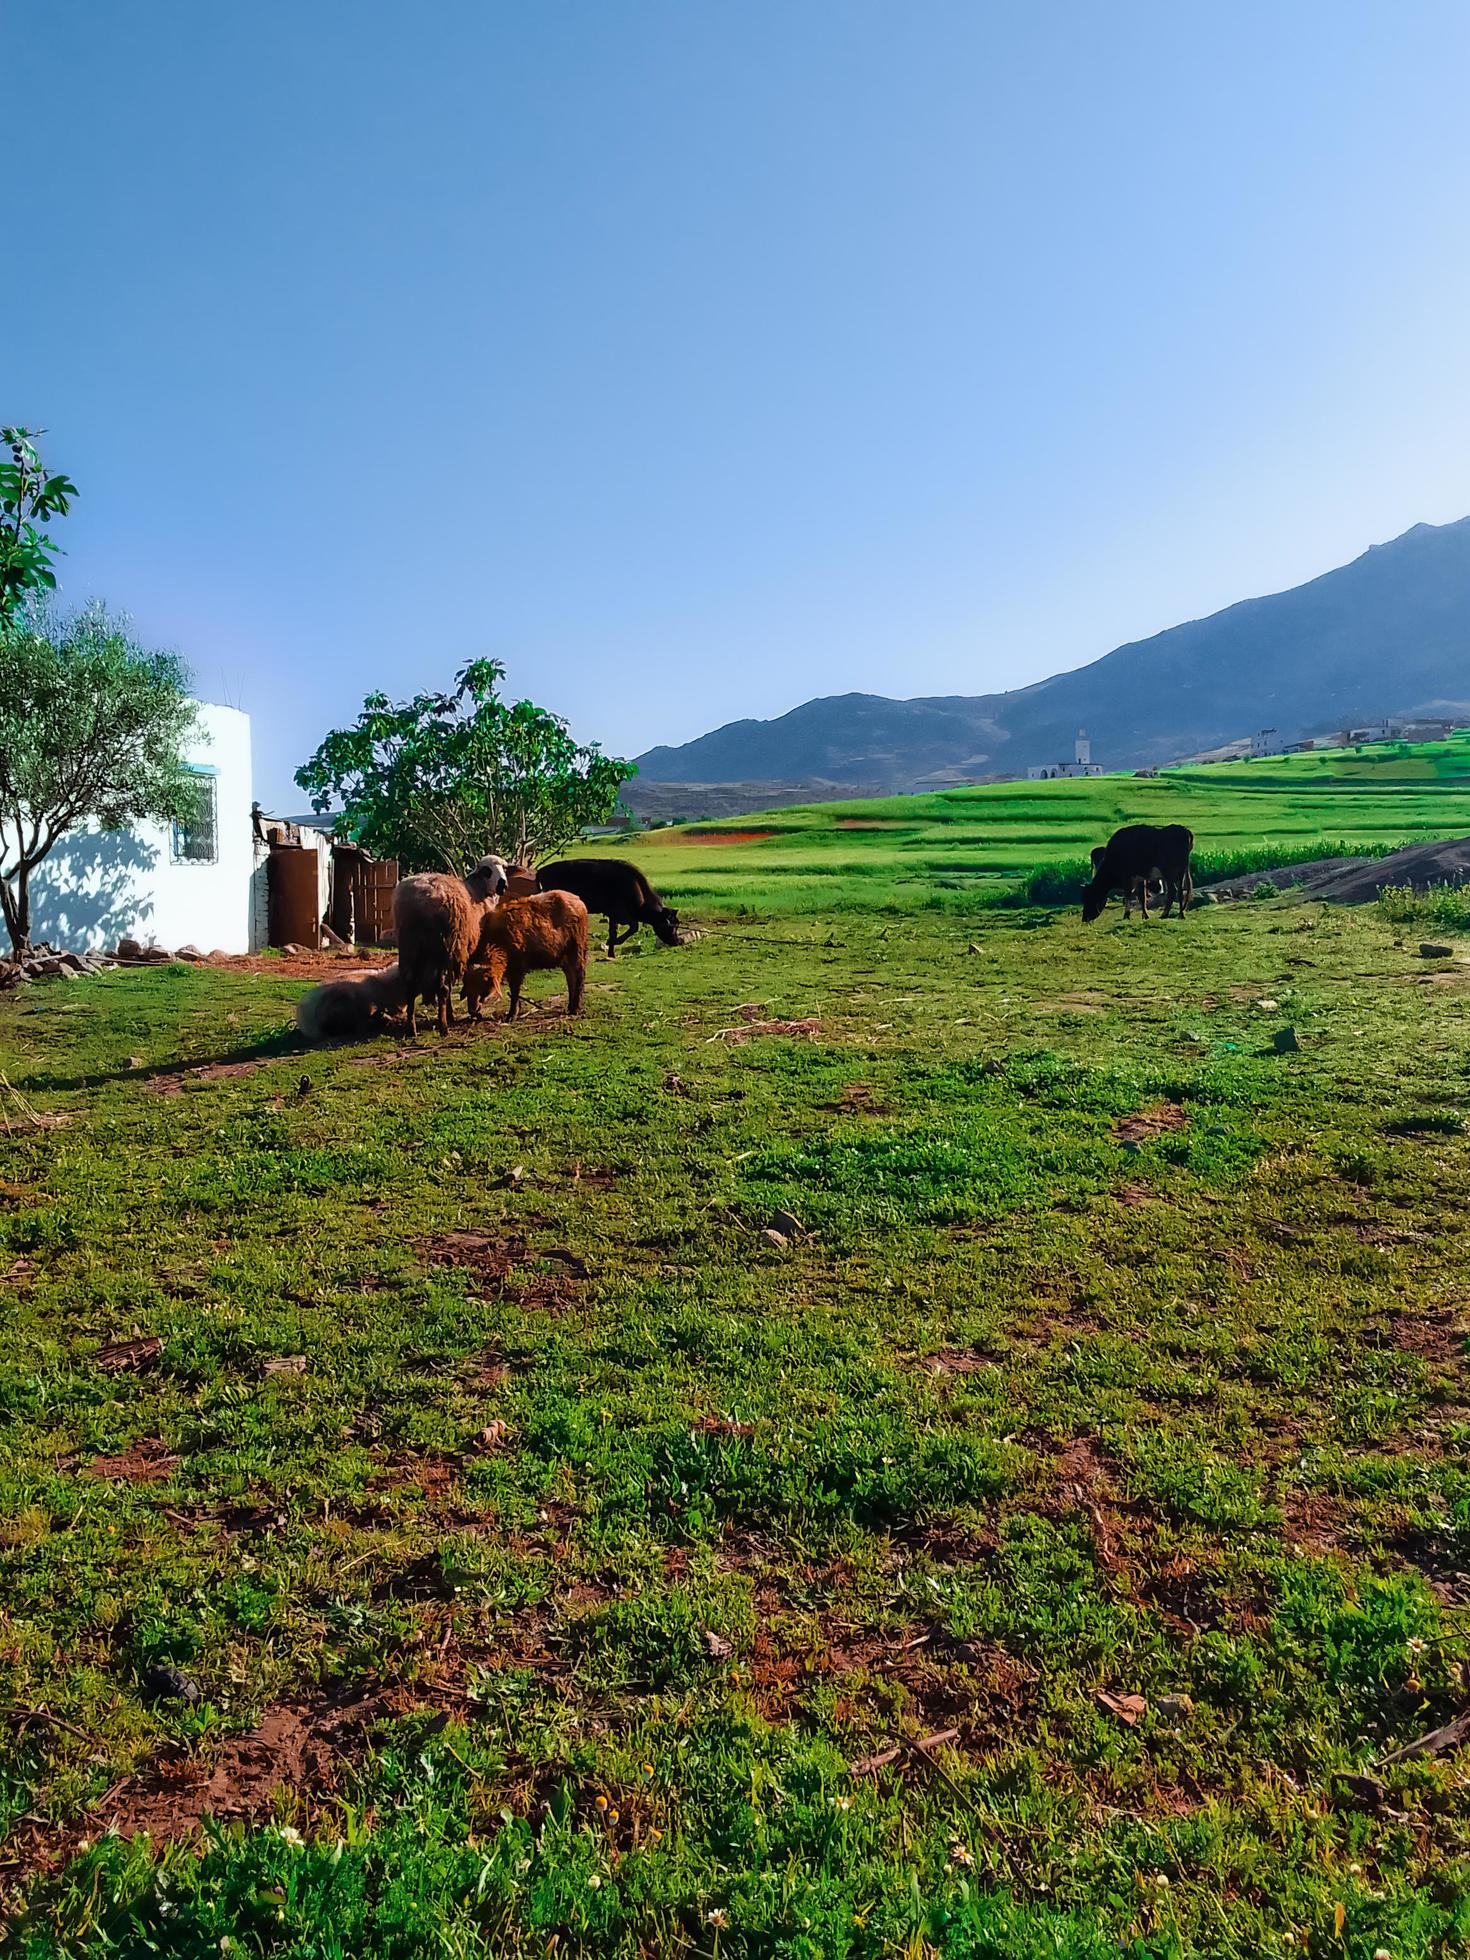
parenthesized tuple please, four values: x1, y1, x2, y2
(610, 734, 1470, 915)
(3, 840, 1470, 1956)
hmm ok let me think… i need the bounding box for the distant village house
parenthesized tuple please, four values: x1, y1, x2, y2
(1027, 730, 1105, 781)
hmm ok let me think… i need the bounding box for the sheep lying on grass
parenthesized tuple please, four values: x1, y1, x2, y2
(393, 854, 509, 1034)
(464, 890, 589, 1021)
(295, 964, 408, 1041)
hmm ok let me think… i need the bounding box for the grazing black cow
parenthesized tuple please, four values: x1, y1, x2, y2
(535, 858, 682, 958)
(1089, 848, 1163, 919)
(1082, 824, 1194, 922)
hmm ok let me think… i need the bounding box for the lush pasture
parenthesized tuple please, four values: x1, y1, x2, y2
(2, 878, 1470, 1956)
(614, 735, 1470, 915)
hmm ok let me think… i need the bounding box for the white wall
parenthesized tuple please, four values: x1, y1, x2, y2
(11, 704, 255, 954)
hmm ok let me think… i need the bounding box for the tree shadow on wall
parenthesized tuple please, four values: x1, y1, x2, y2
(24, 832, 159, 951)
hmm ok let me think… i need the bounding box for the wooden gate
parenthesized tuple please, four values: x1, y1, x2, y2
(330, 850, 398, 944)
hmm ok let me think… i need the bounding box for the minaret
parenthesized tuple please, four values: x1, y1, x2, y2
(1074, 729, 1091, 768)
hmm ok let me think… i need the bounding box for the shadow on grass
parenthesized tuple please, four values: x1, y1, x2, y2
(18, 1025, 309, 1095)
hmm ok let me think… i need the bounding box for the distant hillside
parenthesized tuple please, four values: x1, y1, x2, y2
(635, 518, 1470, 793)
(592, 734, 1470, 918)
(621, 778, 885, 822)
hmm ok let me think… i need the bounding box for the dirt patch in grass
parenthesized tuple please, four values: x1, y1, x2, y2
(677, 829, 775, 845)
(160, 1498, 288, 1538)
(84, 1438, 180, 1483)
(419, 1229, 523, 1278)
(417, 1230, 582, 1314)
(1392, 1525, 1470, 1606)
(502, 1270, 582, 1314)
(1052, 1433, 1114, 1490)
(1136, 1554, 1234, 1635)
(1046, 1436, 1129, 1571)
(1208, 1245, 1257, 1282)
(922, 1349, 998, 1377)
(94, 1691, 384, 1844)
(748, 1609, 1036, 1753)
(825, 1080, 888, 1114)
(369, 1454, 463, 1504)
(222, 950, 397, 981)
(1281, 1489, 1355, 1559)
(146, 1056, 303, 1096)
(1393, 1310, 1465, 1364)
(1115, 1182, 1157, 1208)
(1033, 991, 1109, 1016)
(374, 1552, 461, 1603)
(1343, 1216, 1432, 1248)
(900, 1518, 995, 1565)
(1113, 1102, 1189, 1145)
(692, 1414, 756, 1438)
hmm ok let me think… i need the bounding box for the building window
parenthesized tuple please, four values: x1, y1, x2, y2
(171, 772, 219, 864)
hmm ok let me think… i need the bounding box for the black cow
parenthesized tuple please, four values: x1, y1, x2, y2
(1088, 849, 1162, 919)
(1082, 824, 1194, 922)
(535, 858, 682, 958)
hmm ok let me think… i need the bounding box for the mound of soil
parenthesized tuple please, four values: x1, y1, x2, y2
(1203, 835, 1470, 904)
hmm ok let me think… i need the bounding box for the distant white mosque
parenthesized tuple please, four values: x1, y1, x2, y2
(1027, 729, 1105, 781)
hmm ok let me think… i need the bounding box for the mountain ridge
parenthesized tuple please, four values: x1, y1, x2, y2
(633, 518, 1470, 793)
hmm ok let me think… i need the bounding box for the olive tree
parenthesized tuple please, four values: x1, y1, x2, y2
(0, 603, 201, 955)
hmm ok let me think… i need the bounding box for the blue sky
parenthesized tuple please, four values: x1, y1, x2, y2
(10, 2, 1470, 803)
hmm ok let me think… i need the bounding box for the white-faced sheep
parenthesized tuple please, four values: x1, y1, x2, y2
(296, 963, 408, 1042)
(463, 889, 589, 1021)
(392, 854, 509, 1035)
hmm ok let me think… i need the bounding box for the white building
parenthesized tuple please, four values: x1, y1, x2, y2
(1028, 729, 1105, 781)
(14, 704, 256, 954)
(1250, 728, 1282, 758)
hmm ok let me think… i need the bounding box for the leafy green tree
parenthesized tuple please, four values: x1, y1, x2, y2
(1, 429, 78, 621)
(295, 660, 634, 870)
(0, 604, 202, 954)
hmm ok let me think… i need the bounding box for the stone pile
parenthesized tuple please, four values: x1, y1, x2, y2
(0, 944, 116, 987)
(114, 938, 207, 965)
(0, 938, 212, 990)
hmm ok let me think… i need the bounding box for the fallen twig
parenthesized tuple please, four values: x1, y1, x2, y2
(0, 1073, 72, 1135)
(5, 1707, 91, 1744)
(1378, 1707, 1470, 1766)
(850, 1727, 960, 1778)
(707, 1017, 822, 1045)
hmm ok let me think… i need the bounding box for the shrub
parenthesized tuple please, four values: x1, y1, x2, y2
(1376, 882, 1470, 931)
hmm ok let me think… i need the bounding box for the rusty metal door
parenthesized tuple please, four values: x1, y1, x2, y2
(267, 846, 321, 947)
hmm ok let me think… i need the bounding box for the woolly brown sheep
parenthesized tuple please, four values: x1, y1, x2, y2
(393, 854, 509, 1034)
(463, 890, 589, 1022)
(296, 964, 407, 1042)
